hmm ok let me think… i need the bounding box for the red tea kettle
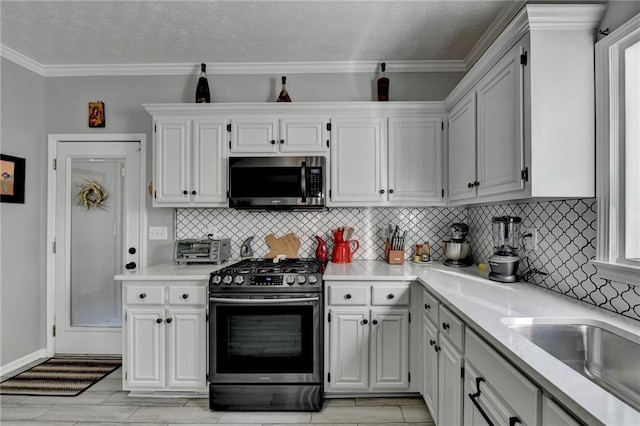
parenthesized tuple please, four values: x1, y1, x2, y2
(315, 235, 328, 262)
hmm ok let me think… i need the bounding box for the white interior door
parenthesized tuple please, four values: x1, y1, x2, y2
(53, 140, 141, 355)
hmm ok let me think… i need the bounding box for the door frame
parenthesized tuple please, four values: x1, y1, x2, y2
(46, 133, 147, 356)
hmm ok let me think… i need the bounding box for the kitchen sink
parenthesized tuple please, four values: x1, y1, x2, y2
(502, 318, 640, 411)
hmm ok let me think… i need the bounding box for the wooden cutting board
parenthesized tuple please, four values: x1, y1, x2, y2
(265, 233, 300, 258)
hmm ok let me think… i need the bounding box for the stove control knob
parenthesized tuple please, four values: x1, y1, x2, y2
(308, 276, 318, 285)
(234, 275, 244, 285)
(297, 275, 307, 285)
(286, 275, 296, 285)
(211, 275, 222, 285)
(222, 275, 233, 285)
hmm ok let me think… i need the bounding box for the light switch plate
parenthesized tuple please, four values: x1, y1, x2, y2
(149, 226, 168, 240)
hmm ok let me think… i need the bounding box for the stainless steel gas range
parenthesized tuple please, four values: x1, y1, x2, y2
(208, 258, 324, 411)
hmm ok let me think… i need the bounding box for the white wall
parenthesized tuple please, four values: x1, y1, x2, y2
(0, 58, 46, 367)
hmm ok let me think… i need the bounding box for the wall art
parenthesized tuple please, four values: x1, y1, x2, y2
(0, 154, 26, 203)
(88, 101, 105, 128)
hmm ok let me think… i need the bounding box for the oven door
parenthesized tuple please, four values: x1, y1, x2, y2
(209, 293, 322, 384)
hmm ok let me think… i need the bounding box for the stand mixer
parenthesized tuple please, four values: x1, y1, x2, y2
(443, 223, 473, 267)
(488, 216, 522, 283)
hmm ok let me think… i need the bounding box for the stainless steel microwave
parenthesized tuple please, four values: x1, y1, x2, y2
(228, 156, 326, 210)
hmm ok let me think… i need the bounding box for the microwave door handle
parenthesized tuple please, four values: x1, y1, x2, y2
(301, 161, 307, 203)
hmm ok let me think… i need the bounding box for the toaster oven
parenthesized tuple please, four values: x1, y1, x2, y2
(174, 239, 231, 264)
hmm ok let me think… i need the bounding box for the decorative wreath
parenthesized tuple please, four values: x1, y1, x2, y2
(76, 179, 108, 211)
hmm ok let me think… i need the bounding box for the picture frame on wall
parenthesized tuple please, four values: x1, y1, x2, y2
(0, 154, 26, 204)
(88, 101, 105, 128)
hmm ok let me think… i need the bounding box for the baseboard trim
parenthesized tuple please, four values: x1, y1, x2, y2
(0, 349, 47, 377)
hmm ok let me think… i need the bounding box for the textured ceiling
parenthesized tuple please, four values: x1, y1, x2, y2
(1, 1, 516, 67)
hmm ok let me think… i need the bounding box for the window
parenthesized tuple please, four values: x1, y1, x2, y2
(594, 12, 640, 284)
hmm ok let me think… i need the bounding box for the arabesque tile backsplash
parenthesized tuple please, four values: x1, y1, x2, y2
(177, 198, 640, 321)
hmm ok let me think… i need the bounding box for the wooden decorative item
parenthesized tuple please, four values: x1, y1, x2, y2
(265, 233, 300, 258)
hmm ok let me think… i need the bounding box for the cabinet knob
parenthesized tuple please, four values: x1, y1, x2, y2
(379, 189, 385, 194)
(126, 262, 137, 270)
(182, 293, 189, 299)
(468, 182, 474, 189)
(191, 190, 197, 195)
(128, 247, 137, 255)
(345, 293, 352, 299)
(156, 318, 162, 324)
(183, 190, 188, 195)
(372, 319, 378, 325)
(429, 339, 436, 346)
(474, 181, 480, 187)
(387, 293, 395, 300)
(139, 293, 146, 299)
(279, 139, 285, 144)
(389, 189, 394, 194)
(434, 345, 441, 352)
(442, 322, 450, 330)
(362, 319, 369, 325)
(424, 303, 431, 310)
(270, 139, 276, 145)
(166, 318, 173, 324)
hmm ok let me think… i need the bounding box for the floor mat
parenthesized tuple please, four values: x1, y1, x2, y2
(0, 357, 121, 396)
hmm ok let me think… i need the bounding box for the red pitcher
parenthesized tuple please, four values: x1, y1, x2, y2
(331, 240, 360, 263)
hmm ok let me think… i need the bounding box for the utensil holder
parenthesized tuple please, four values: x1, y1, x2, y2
(385, 243, 405, 265)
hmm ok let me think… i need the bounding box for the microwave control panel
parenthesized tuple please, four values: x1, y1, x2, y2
(307, 167, 323, 197)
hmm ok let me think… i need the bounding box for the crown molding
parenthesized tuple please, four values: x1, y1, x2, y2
(0, 45, 45, 76)
(464, 0, 526, 69)
(0, 48, 467, 77)
(527, 4, 607, 30)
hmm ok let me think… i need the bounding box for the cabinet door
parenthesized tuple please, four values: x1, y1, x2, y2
(542, 396, 581, 426)
(231, 116, 279, 153)
(328, 309, 369, 391)
(166, 308, 207, 390)
(329, 118, 386, 205)
(126, 308, 165, 390)
(438, 336, 463, 426)
(388, 117, 443, 204)
(448, 94, 477, 201)
(476, 43, 525, 197)
(192, 118, 228, 205)
(422, 316, 439, 418)
(279, 117, 328, 153)
(370, 309, 409, 390)
(154, 117, 190, 204)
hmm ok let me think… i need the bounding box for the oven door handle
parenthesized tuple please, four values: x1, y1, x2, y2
(209, 296, 320, 304)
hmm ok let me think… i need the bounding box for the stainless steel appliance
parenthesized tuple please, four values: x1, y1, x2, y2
(443, 223, 472, 267)
(488, 216, 522, 283)
(209, 258, 324, 411)
(228, 156, 325, 210)
(174, 238, 231, 264)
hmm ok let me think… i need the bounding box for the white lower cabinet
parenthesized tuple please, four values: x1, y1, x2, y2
(420, 290, 464, 426)
(325, 282, 411, 393)
(542, 396, 581, 426)
(123, 282, 207, 393)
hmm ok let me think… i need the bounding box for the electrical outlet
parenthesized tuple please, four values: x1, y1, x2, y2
(149, 226, 168, 241)
(207, 225, 219, 238)
(523, 228, 539, 251)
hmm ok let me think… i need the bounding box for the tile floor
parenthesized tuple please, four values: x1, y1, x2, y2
(0, 368, 435, 425)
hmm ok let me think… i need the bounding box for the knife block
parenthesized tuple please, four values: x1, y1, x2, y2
(385, 243, 405, 265)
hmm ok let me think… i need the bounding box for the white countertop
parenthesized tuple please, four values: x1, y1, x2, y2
(114, 260, 239, 281)
(325, 260, 640, 426)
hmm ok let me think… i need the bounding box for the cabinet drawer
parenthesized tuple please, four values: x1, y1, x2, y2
(439, 305, 464, 351)
(126, 286, 164, 305)
(422, 290, 439, 324)
(168, 286, 207, 305)
(466, 329, 541, 426)
(371, 285, 410, 306)
(329, 286, 369, 305)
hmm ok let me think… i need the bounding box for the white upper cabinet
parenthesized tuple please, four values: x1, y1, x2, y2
(445, 4, 605, 205)
(230, 115, 329, 154)
(152, 115, 227, 207)
(388, 116, 444, 205)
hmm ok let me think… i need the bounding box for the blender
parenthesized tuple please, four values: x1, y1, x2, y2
(443, 223, 472, 267)
(488, 216, 522, 283)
